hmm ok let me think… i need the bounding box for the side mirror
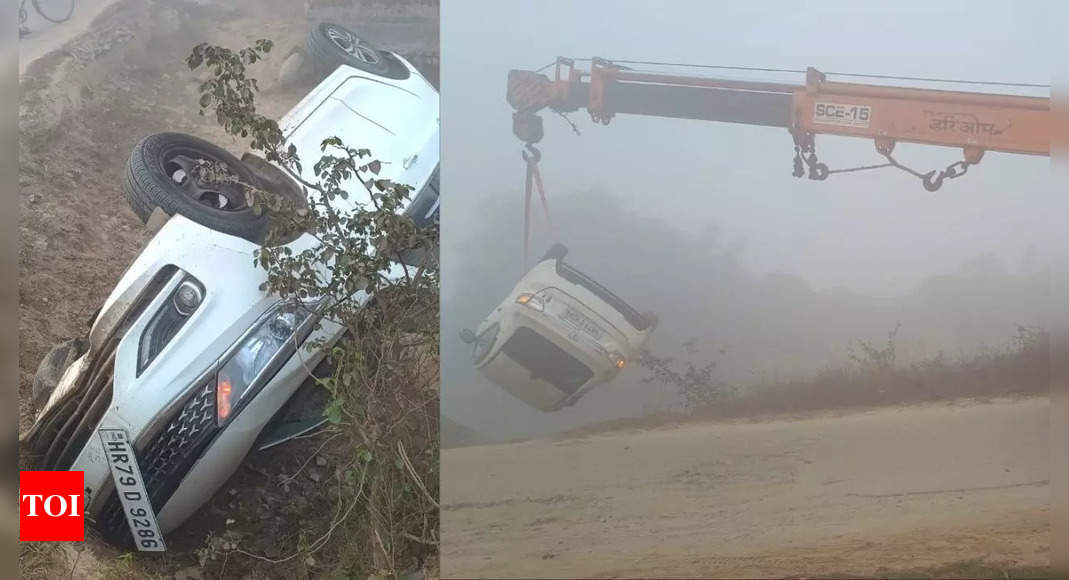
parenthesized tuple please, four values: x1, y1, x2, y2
(459, 328, 477, 344)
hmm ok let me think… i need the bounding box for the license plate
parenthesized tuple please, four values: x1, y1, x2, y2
(813, 102, 871, 128)
(562, 307, 602, 340)
(98, 429, 167, 551)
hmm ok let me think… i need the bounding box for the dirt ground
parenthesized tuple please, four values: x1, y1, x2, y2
(19, 0, 437, 577)
(441, 397, 1049, 578)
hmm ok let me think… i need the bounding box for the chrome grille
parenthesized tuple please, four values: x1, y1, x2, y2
(29, 344, 117, 470)
(96, 379, 220, 544)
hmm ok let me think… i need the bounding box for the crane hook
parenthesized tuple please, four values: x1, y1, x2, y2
(922, 171, 944, 192)
(512, 111, 544, 146)
(521, 143, 542, 164)
(809, 162, 829, 181)
(803, 151, 829, 180)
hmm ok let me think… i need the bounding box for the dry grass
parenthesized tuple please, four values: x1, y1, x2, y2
(563, 328, 1049, 440)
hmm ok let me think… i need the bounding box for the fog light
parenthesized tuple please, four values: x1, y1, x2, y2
(174, 281, 203, 316)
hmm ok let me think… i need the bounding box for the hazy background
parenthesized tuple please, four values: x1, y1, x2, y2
(441, 0, 1061, 444)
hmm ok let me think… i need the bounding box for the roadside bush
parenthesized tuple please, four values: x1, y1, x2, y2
(637, 346, 732, 410)
(187, 40, 438, 578)
(719, 323, 1047, 417)
(572, 324, 1048, 438)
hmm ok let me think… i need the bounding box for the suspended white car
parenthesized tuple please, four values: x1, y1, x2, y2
(461, 244, 657, 412)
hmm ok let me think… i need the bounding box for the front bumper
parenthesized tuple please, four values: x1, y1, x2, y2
(94, 376, 219, 542)
(21, 215, 344, 543)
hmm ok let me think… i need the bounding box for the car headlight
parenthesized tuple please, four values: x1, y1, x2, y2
(216, 301, 319, 424)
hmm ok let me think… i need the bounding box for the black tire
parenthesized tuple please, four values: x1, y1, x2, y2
(32, 0, 74, 23)
(32, 338, 87, 410)
(306, 22, 405, 79)
(123, 133, 268, 243)
(541, 243, 569, 262)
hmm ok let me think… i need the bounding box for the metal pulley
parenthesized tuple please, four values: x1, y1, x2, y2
(512, 111, 544, 145)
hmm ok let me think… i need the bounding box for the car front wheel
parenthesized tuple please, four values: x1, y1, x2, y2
(123, 132, 268, 243)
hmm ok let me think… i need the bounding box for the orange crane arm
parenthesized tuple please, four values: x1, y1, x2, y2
(507, 58, 1049, 190)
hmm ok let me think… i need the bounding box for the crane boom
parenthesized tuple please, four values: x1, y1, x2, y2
(507, 57, 1049, 190)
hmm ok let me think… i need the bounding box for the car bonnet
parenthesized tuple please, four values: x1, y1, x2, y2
(278, 63, 439, 215)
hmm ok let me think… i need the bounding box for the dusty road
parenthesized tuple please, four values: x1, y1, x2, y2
(19, 0, 125, 76)
(442, 397, 1049, 578)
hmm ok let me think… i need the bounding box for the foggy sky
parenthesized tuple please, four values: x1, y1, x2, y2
(440, 0, 1061, 441)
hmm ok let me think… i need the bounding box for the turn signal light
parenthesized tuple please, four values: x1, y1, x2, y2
(217, 378, 233, 421)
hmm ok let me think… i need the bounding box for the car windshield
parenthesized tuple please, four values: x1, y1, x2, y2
(404, 163, 439, 228)
(500, 327, 593, 395)
(396, 163, 440, 267)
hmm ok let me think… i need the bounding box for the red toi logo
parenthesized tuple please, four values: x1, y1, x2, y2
(20, 471, 85, 542)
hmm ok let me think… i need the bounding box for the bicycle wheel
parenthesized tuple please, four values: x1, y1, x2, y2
(32, 0, 74, 23)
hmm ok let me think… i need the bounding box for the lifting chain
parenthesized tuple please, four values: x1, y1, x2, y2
(791, 133, 829, 181)
(790, 131, 976, 192)
(590, 111, 614, 125)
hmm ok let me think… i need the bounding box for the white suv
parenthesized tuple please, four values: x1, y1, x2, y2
(461, 244, 657, 411)
(20, 23, 438, 549)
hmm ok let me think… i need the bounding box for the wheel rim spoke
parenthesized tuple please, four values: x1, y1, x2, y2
(326, 25, 381, 66)
(353, 45, 378, 64)
(165, 154, 247, 211)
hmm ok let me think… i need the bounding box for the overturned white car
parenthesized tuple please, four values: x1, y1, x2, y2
(461, 244, 657, 412)
(21, 23, 438, 550)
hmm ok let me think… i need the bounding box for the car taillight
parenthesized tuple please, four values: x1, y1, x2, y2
(515, 293, 545, 312)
